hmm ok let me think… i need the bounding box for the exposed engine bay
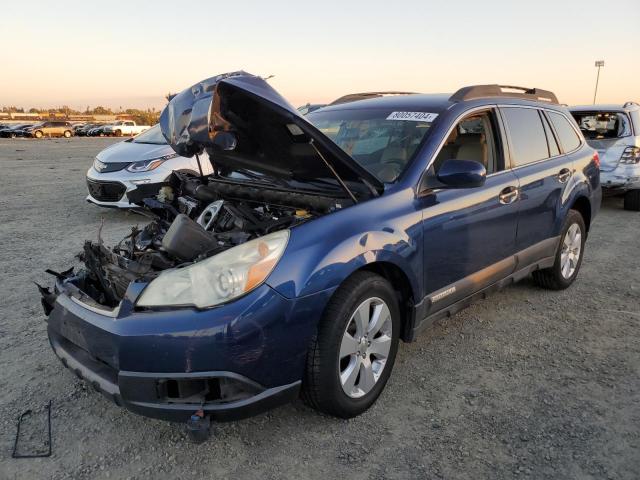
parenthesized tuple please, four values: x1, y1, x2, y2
(41, 71, 379, 310)
(71, 172, 350, 308)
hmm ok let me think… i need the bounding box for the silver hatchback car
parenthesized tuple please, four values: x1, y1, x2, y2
(86, 125, 213, 208)
(570, 102, 640, 210)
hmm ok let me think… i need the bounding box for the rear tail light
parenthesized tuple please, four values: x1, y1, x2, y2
(592, 151, 600, 169)
(620, 146, 640, 164)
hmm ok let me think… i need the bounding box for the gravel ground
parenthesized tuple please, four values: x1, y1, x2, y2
(0, 137, 638, 480)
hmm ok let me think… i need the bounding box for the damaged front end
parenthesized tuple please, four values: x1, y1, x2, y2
(38, 71, 379, 423)
(41, 71, 378, 313)
(42, 170, 339, 310)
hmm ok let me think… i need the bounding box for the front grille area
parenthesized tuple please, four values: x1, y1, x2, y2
(94, 161, 131, 173)
(87, 179, 126, 202)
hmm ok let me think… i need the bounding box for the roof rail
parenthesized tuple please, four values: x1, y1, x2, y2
(329, 91, 417, 106)
(449, 84, 559, 104)
(623, 101, 639, 108)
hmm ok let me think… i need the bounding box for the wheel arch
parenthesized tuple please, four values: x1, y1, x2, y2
(357, 261, 416, 342)
(570, 195, 592, 232)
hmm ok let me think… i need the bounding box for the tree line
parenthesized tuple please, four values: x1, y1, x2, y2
(1, 105, 161, 125)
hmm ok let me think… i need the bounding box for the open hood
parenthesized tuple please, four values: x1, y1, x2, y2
(159, 72, 383, 197)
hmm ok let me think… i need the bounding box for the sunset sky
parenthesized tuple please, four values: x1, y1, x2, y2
(2, 0, 638, 111)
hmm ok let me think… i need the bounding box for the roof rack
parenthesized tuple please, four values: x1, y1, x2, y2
(623, 101, 639, 108)
(449, 84, 559, 104)
(329, 91, 417, 106)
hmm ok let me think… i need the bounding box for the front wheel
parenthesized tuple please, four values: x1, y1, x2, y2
(623, 190, 640, 211)
(533, 210, 586, 290)
(34, 130, 43, 138)
(302, 271, 400, 418)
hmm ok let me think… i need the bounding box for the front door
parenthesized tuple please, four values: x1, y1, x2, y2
(420, 108, 520, 314)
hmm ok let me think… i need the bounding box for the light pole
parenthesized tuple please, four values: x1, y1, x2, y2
(593, 60, 605, 104)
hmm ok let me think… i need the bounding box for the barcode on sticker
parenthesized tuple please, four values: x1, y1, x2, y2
(386, 111, 438, 122)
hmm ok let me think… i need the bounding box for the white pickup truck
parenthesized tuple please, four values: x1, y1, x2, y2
(102, 121, 150, 137)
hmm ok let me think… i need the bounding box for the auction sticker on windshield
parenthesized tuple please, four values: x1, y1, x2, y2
(386, 111, 439, 122)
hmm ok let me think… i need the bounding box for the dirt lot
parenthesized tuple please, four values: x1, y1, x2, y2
(0, 137, 638, 480)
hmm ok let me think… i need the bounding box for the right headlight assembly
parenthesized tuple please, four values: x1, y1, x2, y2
(136, 229, 289, 309)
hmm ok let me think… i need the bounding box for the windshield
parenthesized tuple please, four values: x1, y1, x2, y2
(571, 111, 632, 139)
(306, 108, 435, 182)
(132, 124, 166, 145)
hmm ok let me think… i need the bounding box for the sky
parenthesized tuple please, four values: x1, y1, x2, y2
(1, 0, 638, 111)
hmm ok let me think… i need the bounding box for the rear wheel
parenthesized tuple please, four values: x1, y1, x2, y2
(34, 130, 43, 139)
(623, 190, 640, 211)
(114, 129, 122, 137)
(533, 210, 586, 290)
(302, 271, 400, 418)
(63, 130, 72, 138)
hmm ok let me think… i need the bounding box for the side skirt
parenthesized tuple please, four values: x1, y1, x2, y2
(406, 237, 559, 342)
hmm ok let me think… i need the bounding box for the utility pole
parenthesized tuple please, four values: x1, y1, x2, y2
(593, 60, 605, 104)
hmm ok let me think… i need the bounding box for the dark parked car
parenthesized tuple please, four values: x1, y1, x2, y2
(23, 121, 73, 138)
(0, 123, 33, 138)
(75, 124, 95, 136)
(40, 75, 601, 436)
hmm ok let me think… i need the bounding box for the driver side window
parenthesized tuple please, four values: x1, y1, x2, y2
(433, 111, 501, 175)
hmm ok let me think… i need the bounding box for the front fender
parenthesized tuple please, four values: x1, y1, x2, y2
(266, 189, 423, 301)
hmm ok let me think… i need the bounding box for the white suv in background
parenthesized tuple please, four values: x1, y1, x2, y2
(102, 120, 150, 137)
(570, 102, 640, 210)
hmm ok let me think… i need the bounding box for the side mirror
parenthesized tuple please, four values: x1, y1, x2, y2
(436, 159, 486, 188)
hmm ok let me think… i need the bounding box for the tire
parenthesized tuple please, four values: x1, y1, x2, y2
(114, 129, 122, 137)
(302, 271, 400, 418)
(532, 210, 586, 290)
(623, 190, 640, 211)
(63, 130, 72, 138)
(34, 130, 43, 139)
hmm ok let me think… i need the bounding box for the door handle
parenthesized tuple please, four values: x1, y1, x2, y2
(499, 186, 519, 204)
(557, 168, 572, 183)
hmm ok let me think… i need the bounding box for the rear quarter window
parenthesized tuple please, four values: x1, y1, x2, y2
(548, 112, 581, 152)
(501, 107, 550, 167)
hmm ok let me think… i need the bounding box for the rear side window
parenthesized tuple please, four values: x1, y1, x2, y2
(541, 114, 560, 157)
(548, 112, 581, 152)
(501, 107, 549, 167)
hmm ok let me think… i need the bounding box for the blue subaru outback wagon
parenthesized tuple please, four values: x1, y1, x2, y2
(41, 73, 601, 426)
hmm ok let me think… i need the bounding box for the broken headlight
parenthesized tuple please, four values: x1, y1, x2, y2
(136, 230, 289, 308)
(126, 153, 179, 172)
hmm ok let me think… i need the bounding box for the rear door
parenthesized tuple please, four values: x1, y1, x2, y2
(499, 106, 573, 259)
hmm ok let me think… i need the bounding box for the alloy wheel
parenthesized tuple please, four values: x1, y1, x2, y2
(560, 223, 582, 279)
(338, 297, 393, 398)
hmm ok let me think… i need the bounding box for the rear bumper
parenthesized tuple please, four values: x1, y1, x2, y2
(600, 168, 640, 191)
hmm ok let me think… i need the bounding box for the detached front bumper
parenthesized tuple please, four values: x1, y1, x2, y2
(44, 278, 329, 422)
